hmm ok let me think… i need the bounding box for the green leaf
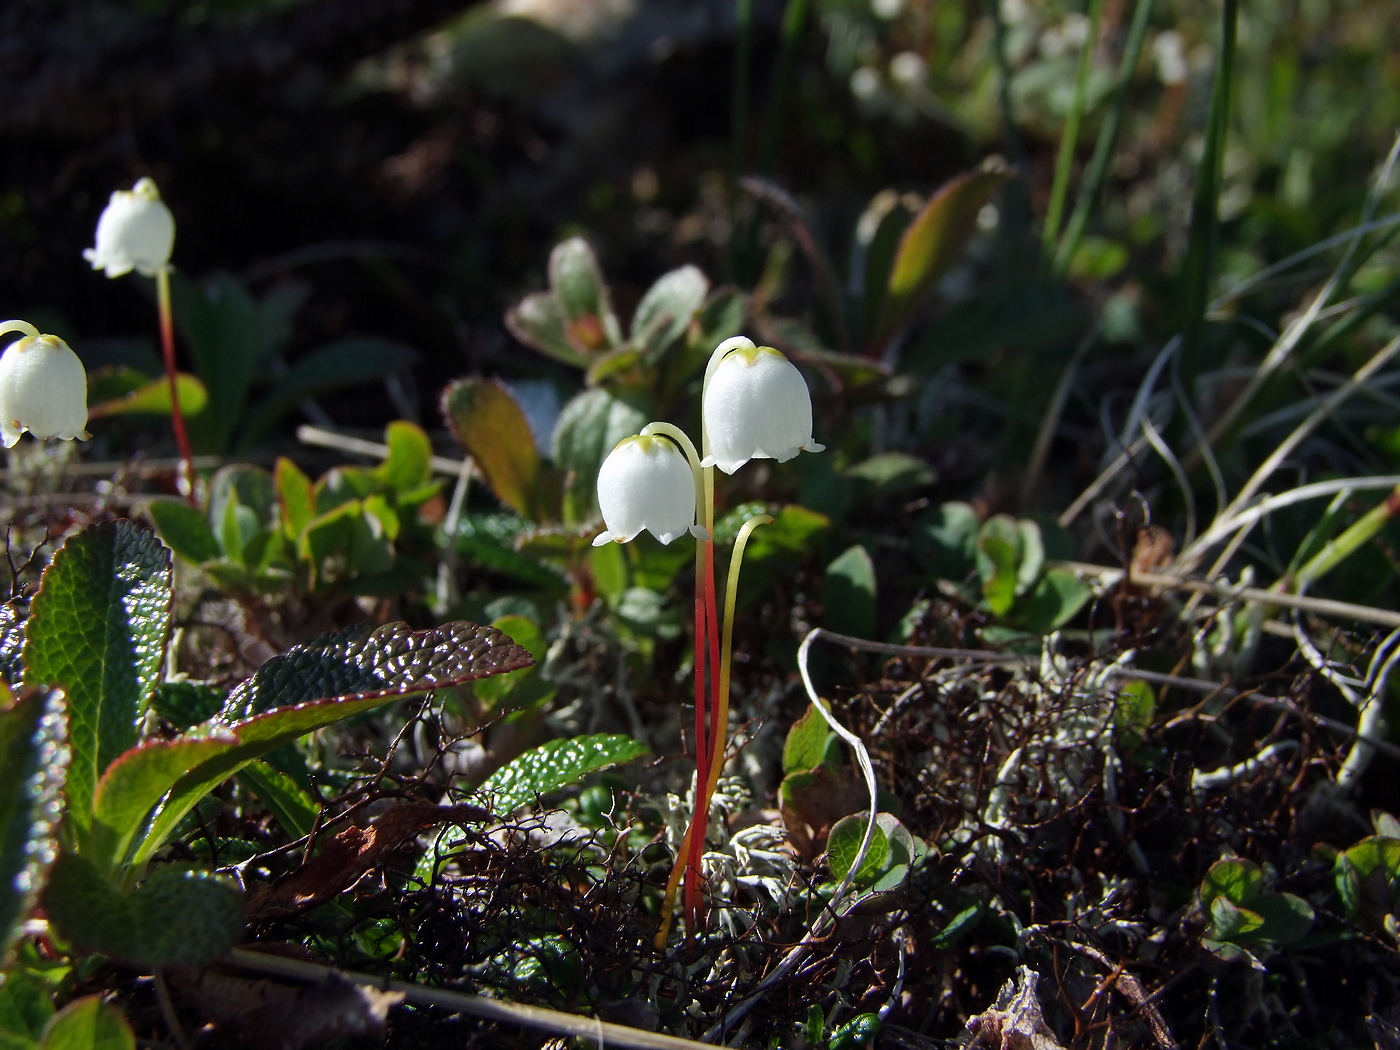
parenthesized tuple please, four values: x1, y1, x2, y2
(1016, 567, 1092, 633)
(1249, 892, 1313, 945)
(506, 291, 590, 368)
(376, 420, 434, 493)
(876, 168, 1010, 340)
(976, 515, 1022, 617)
(783, 701, 834, 775)
(86, 369, 208, 420)
(38, 995, 133, 1050)
(238, 761, 318, 839)
(826, 813, 890, 884)
(208, 465, 277, 540)
(131, 621, 533, 867)
(931, 903, 982, 949)
(1208, 895, 1265, 941)
(0, 967, 55, 1042)
(146, 500, 221, 565)
(419, 733, 648, 884)
(150, 681, 224, 730)
(853, 189, 918, 342)
(442, 378, 542, 519)
(1013, 519, 1045, 595)
(551, 388, 650, 524)
(86, 736, 238, 876)
(238, 337, 419, 449)
(22, 522, 171, 832)
(910, 502, 980, 579)
(844, 453, 935, 499)
(274, 457, 315, 540)
(823, 544, 876, 639)
(169, 272, 266, 451)
(475, 734, 648, 817)
(0, 689, 67, 966)
(0, 606, 23, 688)
(225, 620, 533, 720)
(1200, 857, 1265, 911)
(549, 238, 620, 346)
(44, 853, 242, 969)
(1111, 679, 1156, 736)
(631, 265, 708, 360)
(472, 615, 547, 708)
(452, 515, 570, 591)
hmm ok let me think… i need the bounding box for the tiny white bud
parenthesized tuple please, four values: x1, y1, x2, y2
(83, 177, 176, 278)
(0, 324, 89, 448)
(593, 435, 700, 546)
(701, 343, 824, 475)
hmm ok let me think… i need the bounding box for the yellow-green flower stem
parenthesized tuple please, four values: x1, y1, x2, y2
(703, 512, 772, 796)
(0, 320, 41, 343)
(156, 265, 197, 503)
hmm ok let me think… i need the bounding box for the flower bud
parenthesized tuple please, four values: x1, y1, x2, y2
(593, 435, 703, 546)
(702, 341, 824, 474)
(83, 177, 175, 278)
(0, 324, 89, 448)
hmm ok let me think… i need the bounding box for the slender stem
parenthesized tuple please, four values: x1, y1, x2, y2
(640, 421, 712, 949)
(1042, 0, 1105, 259)
(156, 266, 197, 503)
(1292, 484, 1400, 593)
(0, 320, 40, 342)
(757, 0, 809, 177)
(703, 514, 771, 796)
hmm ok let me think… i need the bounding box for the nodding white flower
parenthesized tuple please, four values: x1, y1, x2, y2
(0, 323, 89, 448)
(83, 177, 175, 278)
(702, 342, 824, 474)
(593, 434, 704, 546)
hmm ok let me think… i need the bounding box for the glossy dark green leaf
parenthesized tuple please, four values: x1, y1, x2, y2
(0, 688, 67, 966)
(475, 733, 648, 817)
(146, 499, 221, 565)
(22, 522, 171, 832)
(0, 605, 25, 688)
(44, 853, 242, 969)
(150, 681, 224, 730)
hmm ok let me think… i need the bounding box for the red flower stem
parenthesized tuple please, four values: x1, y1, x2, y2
(156, 266, 197, 503)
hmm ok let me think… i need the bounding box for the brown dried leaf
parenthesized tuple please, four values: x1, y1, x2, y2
(247, 801, 489, 921)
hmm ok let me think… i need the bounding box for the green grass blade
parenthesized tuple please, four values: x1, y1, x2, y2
(1177, 0, 1239, 389)
(1041, 0, 1106, 260)
(1053, 0, 1154, 276)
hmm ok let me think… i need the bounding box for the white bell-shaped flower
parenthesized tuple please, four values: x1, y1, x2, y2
(702, 341, 824, 474)
(0, 324, 89, 448)
(83, 177, 175, 278)
(593, 435, 703, 546)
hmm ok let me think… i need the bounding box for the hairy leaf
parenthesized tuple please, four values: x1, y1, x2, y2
(44, 853, 242, 968)
(631, 265, 708, 360)
(22, 522, 171, 831)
